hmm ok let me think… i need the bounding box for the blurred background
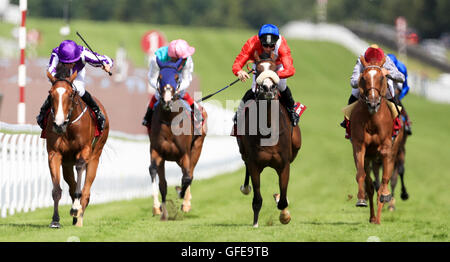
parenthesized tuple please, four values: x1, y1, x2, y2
(0, 0, 449, 134)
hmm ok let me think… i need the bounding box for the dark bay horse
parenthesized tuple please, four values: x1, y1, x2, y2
(149, 57, 207, 220)
(45, 70, 109, 228)
(237, 51, 301, 227)
(350, 55, 404, 224)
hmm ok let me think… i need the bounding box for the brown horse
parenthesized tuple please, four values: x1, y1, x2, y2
(44, 70, 109, 228)
(237, 51, 301, 227)
(148, 58, 207, 220)
(350, 55, 404, 224)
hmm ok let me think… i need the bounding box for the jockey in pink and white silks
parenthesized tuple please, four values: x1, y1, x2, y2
(36, 40, 113, 132)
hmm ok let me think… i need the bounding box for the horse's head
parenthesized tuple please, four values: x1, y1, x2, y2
(253, 51, 279, 101)
(156, 57, 184, 111)
(359, 55, 387, 114)
(46, 70, 77, 134)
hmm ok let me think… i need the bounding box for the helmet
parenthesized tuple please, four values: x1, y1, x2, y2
(168, 39, 195, 59)
(364, 45, 384, 63)
(258, 24, 280, 46)
(57, 40, 81, 63)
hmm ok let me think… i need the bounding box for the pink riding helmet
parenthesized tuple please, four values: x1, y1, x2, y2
(168, 39, 195, 59)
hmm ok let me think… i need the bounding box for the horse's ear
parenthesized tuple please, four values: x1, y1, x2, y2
(359, 55, 367, 68)
(69, 70, 78, 83)
(253, 50, 260, 62)
(47, 71, 56, 84)
(175, 58, 184, 71)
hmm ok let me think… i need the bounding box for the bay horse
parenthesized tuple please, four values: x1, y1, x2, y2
(45, 68, 109, 228)
(350, 55, 404, 224)
(148, 57, 207, 221)
(237, 51, 301, 227)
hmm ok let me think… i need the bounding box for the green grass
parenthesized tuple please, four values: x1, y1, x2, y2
(1, 18, 449, 242)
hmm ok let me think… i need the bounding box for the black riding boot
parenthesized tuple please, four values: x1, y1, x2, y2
(233, 89, 256, 124)
(279, 86, 299, 126)
(142, 106, 153, 127)
(340, 94, 358, 128)
(81, 91, 105, 132)
(36, 95, 52, 129)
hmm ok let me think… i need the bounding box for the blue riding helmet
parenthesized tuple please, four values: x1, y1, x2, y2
(258, 24, 279, 37)
(259, 24, 280, 46)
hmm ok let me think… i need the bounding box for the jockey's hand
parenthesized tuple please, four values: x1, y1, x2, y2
(237, 70, 250, 82)
(103, 64, 111, 73)
(381, 68, 390, 76)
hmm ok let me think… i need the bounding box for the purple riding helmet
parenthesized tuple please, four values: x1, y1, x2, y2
(57, 40, 81, 63)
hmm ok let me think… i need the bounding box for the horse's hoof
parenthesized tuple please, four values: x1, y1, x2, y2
(279, 210, 291, 225)
(388, 205, 395, 212)
(240, 185, 251, 195)
(401, 192, 409, 201)
(253, 223, 259, 228)
(379, 194, 392, 203)
(152, 206, 161, 216)
(370, 217, 377, 224)
(49, 221, 61, 229)
(355, 199, 368, 207)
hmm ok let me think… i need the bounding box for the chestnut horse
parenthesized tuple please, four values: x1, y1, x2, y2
(237, 52, 301, 227)
(45, 69, 109, 228)
(350, 55, 404, 224)
(149, 57, 207, 221)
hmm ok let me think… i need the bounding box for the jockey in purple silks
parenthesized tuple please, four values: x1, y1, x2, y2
(36, 40, 113, 132)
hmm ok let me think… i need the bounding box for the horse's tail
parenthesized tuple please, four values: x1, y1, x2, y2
(240, 164, 252, 195)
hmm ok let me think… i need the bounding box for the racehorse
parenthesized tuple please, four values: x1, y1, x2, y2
(350, 55, 404, 224)
(45, 68, 109, 228)
(148, 57, 207, 221)
(237, 51, 301, 227)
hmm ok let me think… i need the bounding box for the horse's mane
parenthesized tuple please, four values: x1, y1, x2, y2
(55, 63, 72, 79)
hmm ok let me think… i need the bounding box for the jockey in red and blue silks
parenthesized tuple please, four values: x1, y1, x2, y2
(36, 40, 113, 132)
(142, 39, 202, 129)
(232, 24, 299, 126)
(387, 53, 412, 135)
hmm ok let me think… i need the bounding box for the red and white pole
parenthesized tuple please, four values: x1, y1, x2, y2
(17, 0, 27, 124)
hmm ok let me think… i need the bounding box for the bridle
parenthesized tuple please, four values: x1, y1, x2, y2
(50, 78, 87, 131)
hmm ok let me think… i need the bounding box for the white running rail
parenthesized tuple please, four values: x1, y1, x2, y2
(0, 103, 244, 218)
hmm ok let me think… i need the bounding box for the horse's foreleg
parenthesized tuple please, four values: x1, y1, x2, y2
(181, 186, 192, 213)
(388, 162, 399, 212)
(149, 162, 161, 216)
(398, 149, 409, 201)
(364, 174, 376, 223)
(157, 160, 168, 221)
(248, 164, 262, 228)
(376, 144, 395, 224)
(76, 158, 99, 227)
(179, 154, 192, 199)
(62, 164, 77, 224)
(70, 157, 86, 224)
(276, 164, 291, 225)
(353, 144, 367, 207)
(48, 152, 62, 228)
(240, 164, 252, 195)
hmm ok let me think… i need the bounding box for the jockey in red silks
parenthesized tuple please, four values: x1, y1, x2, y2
(142, 39, 202, 130)
(232, 24, 299, 126)
(36, 40, 113, 132)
